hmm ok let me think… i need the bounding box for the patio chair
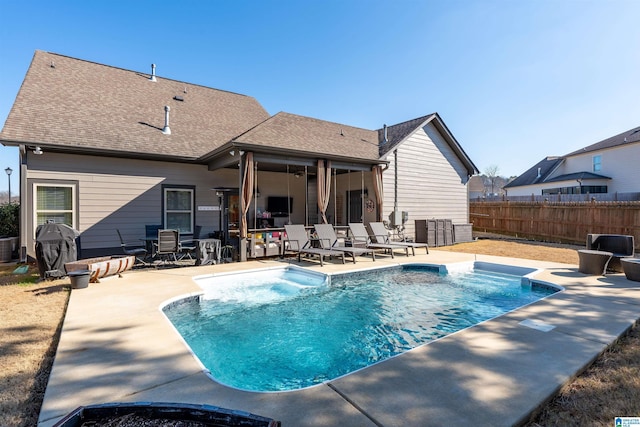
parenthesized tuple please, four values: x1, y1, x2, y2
(348, 223, 409, 258)
(179, 225, 202, 260)
(116, 229, 148, 266)
(369, 222, 429, 255)
(144, 224, 162, 256)
(155, 229, 180, 265)
(284, 224, 345, 267)
(314, 223, 375, 263)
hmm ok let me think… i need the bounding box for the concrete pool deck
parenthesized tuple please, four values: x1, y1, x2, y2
(38, 250, 640, 426)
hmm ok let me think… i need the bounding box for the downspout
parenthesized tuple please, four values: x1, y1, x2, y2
(394, 149, 398, 218)
(305, 165, 308, 226)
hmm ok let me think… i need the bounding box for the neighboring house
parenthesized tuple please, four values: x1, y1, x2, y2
(505, 126, 640, 197)
(0, 51, 478, 261)
(467, 175, 487, 199)
(467, 175, 508, 199)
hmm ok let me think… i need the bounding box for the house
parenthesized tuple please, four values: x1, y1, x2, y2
(467, 175, 488, 199)
(504, 125, 640, 197)
(0, 51, 478, 262)
(378, 114, 477, 239)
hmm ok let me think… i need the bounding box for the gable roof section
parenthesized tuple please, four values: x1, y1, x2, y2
(0, 51, 270, 160)
(503, 156, 564, 188)
(378, 114, 435, 157)
(378, 113, 478, 176)
(564, 124, 640, 157)
(229, 112, 380, 162)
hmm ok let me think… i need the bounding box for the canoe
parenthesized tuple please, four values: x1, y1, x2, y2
(64, 255, 135, 283)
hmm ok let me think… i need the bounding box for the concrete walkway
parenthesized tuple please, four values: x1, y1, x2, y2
(38, 250, 640, 426)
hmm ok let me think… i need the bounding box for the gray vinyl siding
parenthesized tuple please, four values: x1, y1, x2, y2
(381, 122, 470, 239)
(25, 153, 237, 258)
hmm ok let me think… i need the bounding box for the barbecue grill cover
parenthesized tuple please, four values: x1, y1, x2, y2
(35, 223, 80, 279)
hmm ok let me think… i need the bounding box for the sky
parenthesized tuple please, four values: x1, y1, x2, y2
(1, 0, 640, 196)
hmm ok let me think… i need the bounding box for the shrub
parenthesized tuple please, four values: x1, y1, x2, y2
(0, 203, 19, 237)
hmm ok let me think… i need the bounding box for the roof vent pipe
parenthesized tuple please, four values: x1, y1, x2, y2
(383, 124, 388, 144)
(162, 105, 171, 135)
(537, 167, 541, 179)
(150, 64, 157, 82)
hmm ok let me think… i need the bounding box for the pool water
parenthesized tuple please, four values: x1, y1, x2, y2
(163, 265, 556, 392)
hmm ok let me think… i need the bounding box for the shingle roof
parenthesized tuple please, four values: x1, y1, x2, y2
(378, 114, 435, 157)
(232, 112, 380, 162)
(1, 51, 479, 173)
(377, 113, 478, 176)
(506, 124, 640, 189)
(0, 51, 270, 160)
(544, 171, 611, 183)
(564, 125, 640, 157)
(503, 157, 564, 188)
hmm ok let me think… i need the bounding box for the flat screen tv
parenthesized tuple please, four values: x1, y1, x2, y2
(267, 196, 293, 217)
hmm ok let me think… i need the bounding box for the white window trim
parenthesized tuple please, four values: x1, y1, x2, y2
(163, 187, 194, 234)
(592, 154, 602, 172)
(33, 182, 77, 230)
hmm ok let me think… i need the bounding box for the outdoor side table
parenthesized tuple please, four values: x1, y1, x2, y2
(578, 249, 613, 275)
(621, 258, 640, 282)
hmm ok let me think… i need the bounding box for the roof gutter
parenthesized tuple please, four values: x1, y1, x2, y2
(1, 139, 200, 164)
(201, 141, 387, 168)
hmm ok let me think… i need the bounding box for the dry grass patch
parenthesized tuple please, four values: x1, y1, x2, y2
(527, 326, 640, 426)
(0, 264, 69, 427)
(437, 238, 580, 265)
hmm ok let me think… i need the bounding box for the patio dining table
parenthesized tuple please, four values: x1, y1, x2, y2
(140, 235, 221, 265)
(140, 237, 158, 259)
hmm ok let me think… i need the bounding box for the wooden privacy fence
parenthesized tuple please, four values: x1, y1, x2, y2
(470, 200, 640, 249)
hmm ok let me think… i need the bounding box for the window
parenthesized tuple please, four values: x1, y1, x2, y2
(593, 155, 602, 172)
(542, 185, 607, 195)
(163, 187, 194, 234)
(34, 183, 76, 228)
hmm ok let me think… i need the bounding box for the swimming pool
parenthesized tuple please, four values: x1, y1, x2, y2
(163, 263, 559, 392)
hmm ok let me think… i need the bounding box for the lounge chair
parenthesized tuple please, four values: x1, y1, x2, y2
(179, 225, 202, 260)
(369, 222, 429, 255)
(348, 223, 409, 258)
(284, 224, 345, 267)
(314, 224, 375, 263)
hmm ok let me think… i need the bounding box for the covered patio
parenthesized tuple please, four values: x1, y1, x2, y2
(202, 112, 387, 261)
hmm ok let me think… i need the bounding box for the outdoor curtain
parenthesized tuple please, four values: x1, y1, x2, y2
(240, 152, 254, 238)
(317, 159, 332, 224)
(372, 165, 384, 222)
